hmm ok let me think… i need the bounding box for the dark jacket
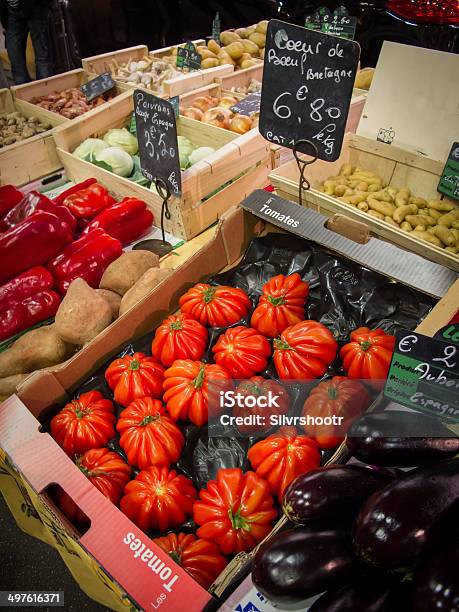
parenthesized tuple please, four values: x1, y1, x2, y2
(0, 0, 52, 27)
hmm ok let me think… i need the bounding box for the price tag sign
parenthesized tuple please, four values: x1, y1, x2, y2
(230, 92, 261, 116)
(212, 12, 221, 42)
(134, 90, 181, 196)
(384, 329, 459, 423)
(259, 19, 360, 161)
(80, 72, 115, 102)
(438, 141, 459, 201)
(305, 6, 357, 40)
(177, 42, 202, 71)
(169, 95, 180, 117)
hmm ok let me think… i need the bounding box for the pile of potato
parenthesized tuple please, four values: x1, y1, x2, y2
(193, 20, 267, 70)
(318, 164, 459, 254)
(0, 111, 51, 147)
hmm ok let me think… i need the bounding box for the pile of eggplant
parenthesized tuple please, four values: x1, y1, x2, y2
(252, 410, 459, 611)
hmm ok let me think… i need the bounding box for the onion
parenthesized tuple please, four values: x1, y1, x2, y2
(218, 95, 239, 109)
(202, 107, 233, 130)
(191, 96, 217, 113)
(182, 107, 203, 121)
(229, 114, 253, 134)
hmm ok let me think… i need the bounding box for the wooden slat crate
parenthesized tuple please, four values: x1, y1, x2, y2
(0, 88, 61, 186)
(81, 45, 149, 75)
(52, 90, 270, 240)
(11, 69, 126, 126)
(215, 63, 264, 93)
(270, 133, 459, 271)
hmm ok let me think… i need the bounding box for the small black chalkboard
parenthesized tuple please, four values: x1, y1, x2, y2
(384, 329, 459, 423)
(259, 19, 360, 162)
(134, 89, 181, 196)
(177, 42, 202, 71)
(438, 141, 459, 201)
(230, 92, 261, 116)
(212, 12, 221, 42)
(306, 6, 357, 40)
(80, 72, 115, 102)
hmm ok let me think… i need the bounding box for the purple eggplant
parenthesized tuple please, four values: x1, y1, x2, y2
(353, 458, 459, 570)
(413, 545, 459, 612)
(346, 410, 459, 467)
(283, 464, 396, 526)
(309, 577, 403, 612)
(252, 528, 355, 607)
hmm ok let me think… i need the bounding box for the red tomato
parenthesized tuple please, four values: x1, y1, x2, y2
(212, 325, 271, 378)
(193, 468, 277, 555)
(273, 320, 337, 380)
(120, 466, 197, 533)
(233, 376, 290, 435)
(57, 448, 131, 523)
(50, 390, 116, 457)
(340, 327, 396, 380)
(105, 352, 164, 406)
(302, 376, 371, 449)
(163, 359, 232, 426)
(152, 314, 208, 367)
(251, 273, 309, 337)
(179, 283, 251, 327)
(248, 427, 321, 501)
(116, 397, 184, 469)
(153, 532, 227, 589)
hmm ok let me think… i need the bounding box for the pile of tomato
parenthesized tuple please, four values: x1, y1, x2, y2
(49, 272, 396, 590)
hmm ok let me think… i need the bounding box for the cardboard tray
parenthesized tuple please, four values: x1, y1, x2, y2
(11, 69, 127, 126)
(0, 89, 62, 186)
(52, 90, 271, 240)
(1, 195, 458, 611)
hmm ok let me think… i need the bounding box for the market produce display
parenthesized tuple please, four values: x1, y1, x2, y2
(182, 94, 257, 134)
(318, 164, 459, 254)
(105, 352, 165, 406)
(0, 110, 51, 147)
(30, 87, 117, 119)
(109, 57, 181, 91)
(227, 77, 262, 95)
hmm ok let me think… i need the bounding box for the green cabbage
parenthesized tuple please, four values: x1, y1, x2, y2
(95, 147, 134, 177)
(103, 128, 138, 155)
(73, 138, 108, 159)
(189, 146, 216, 166)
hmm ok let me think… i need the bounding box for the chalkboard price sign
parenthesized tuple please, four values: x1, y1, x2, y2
(306, 6, 357, 40)
(80, 72, 115, 102)
(438, 141, 459, 201)
(384, 329, 459, 423)
(134, 89, 181, 196)
(259, 19, 360, 161)
(230, 92, 261, 116)
(177, 42, 202, 71)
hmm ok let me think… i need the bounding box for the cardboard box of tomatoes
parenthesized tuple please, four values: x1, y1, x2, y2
(0, 192, 458, 612)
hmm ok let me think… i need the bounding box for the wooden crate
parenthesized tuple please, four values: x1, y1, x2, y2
(81, 45, 149, 75)
(215, 63, 264, 93)
(0, 88, 61, 186)
(52, 90, 270, 240)
(11, 69, 126, 126)
(270, 133, 459, 271)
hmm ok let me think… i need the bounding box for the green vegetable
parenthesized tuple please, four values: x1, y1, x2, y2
(189, 146, 215, 166)
(95, 147, 134, 177)
(177, 135, 195, 170)
(73, 138, 108, 159)
(103, 128, 138, 155)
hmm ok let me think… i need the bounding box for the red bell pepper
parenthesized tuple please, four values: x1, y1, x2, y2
(0, 288, 61, 341)
(0, 266, 53, 311)
(0, 212, 73, 284)
(4, 191, 77, 231)
(47, 228, 122, 294)
(53, 178, 97, 206)
(61, 182, 116, 219)
(83, 198, 154, 246)
(0, 185, 23, 218)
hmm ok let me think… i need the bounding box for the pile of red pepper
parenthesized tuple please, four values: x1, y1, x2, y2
(0, 180, 154, 342)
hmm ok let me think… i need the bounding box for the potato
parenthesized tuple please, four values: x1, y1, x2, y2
(428, 208, 442, 221)
(256, 20, 268, 34)
(220, 31, 240, 46)
(217, 49, 235, 65)
(249, 32, 266, 48)
(348, 194, 367, 205)
(368, 183, 382, 192)
(358, 202, 369, 212)
(411, 230, 443, 247)
(368, 198, 396, 217)
(387, 187, 397, 200)
(433, 225, 456, 247)
(55, 279, 113, 345)
(368, 210, 385, 220)
(95, 289, 122, 319)
(356, 181, 368, 192)
(339, 163, 353, 176)
(428, 199, 454, 212)
(385, 216, 398, 226)
(120, 268, 173, 316)
(400, 221, 412, 231)
(414, 225, 427, 232)
(410, 196, 427, 208)
(370, 189, 393, 203)
(207, 39, 221, 54)
(241, 39, 260, 56)
(438, 210, 459, 227)
(395, 192, 409, 207)
(234, 28, 248, 38)
(452, 220, 459, 230)
(240, 59, 258, 69)
(99, 251, 159, 296)
(323, 180, 335, 195)
(405, 214, 436, 227)
(452, 229, 459, 242)
(0, 373, 29, 397)
(334, 184, 347, 197)
(201, 57, 219, 69)
(225, 41, 245, 60)
(393, 203, 418, 224)
(0, 325, 74, 377)
(446, 246, 458, 254)
(198, 48, 216, 60)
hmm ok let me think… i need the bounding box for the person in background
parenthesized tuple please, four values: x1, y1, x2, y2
(1, 0, 54, 84)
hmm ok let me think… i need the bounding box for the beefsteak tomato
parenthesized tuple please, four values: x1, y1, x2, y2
(153, 533, 227, 589)
(233, 376, 290, 435)
(212, 325, 271, 378)
(116, 397, 184, 469)
(301, 376, 371, 449)
(120, 466, 196, 533)
(248, 427, 321, 501)
(50, 390, 116, 457)
(193, 468, 277, 554)
(273, 320, 337, 380)
(163, 360, 232, 426)
(340, 327, 396, 380)
(152, 314, 208, 367)
(251, 273, 309, 337)
(105, 352, 164, 406)
(179, 283, 251, 327)
(57, 448, 131, 523)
